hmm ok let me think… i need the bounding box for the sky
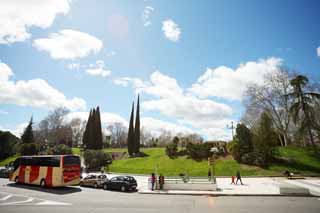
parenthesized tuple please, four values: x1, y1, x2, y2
(0, 0, 319, 140)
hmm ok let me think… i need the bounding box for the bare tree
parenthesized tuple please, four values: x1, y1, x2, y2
(69, 118, 86, 147)
(242, 68, 292, 146)
(107, 122, 127, 148)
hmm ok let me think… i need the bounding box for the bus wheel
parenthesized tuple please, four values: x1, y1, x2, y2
(15, 176, 19, 184)
(40, 179, 46, 188)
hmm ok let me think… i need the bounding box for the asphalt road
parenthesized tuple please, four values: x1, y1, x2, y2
(0, 178, 319, 213)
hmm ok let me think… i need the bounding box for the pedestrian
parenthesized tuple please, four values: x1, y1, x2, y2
(208, 169, 212, 181)
(151, 173, 156, 191)
(236, 170, 243, 185)
(231, 175, 236, 184)
(159, 174, 165, 190)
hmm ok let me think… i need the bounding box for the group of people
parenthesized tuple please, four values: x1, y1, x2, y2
(150, 173, 164, 191)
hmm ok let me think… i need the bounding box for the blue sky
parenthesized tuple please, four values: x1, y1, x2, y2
(0, 0, 319, 140)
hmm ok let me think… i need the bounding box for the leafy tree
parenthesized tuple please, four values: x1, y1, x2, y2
(127, 102, 135, 155)
(82, 107, 103, 150)
(83, 150, 112, 172)
(133, 95, 140, 154)
(165, 138, 178, 159)
(46, 144, 72, 155)
(252, 112, 278, 165)
(21, 117, 34, 144)
(288, 75, 320, 152)
(93, 106, 103, 149)
(20, 143, 39, 156)
(235, 123, 253, 155)
(0, 130, 20, 160)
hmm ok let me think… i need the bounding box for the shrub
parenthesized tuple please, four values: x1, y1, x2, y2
(186, 143, 211, 160)
(46, 144, 72, 155)
(166, 142, 178, 159)
(84, 150, 112, 171)
(19, 143, 39, 155)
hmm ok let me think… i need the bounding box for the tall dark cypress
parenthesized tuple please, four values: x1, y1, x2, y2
(82, 110, 92, 149)
(21, 117, 34, 144)
(134, 94, 140, 154)
(127, 102, 135, 155)
(95, 106, 103, 149)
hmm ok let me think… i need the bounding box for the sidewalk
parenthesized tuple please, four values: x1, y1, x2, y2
(84, 172, 320, 197)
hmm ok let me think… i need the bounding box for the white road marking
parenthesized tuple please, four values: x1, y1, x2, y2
(0, 195, 12, 201)
(0, 197, 34, 206)
(36, 200, 72, 205)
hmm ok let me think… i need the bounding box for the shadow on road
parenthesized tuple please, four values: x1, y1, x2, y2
(7, 183, 82, 195)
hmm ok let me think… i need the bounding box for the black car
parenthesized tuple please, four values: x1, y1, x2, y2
(0, 167, 11, 178)
(102, 176, 137, 192)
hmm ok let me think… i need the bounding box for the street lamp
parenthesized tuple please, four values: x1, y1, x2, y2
(209, 147, 219, 184)
(227, 121, 235, 140)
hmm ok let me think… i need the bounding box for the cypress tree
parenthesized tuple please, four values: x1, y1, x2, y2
(21, 117, 34, 144)
(82, 110, 91, 149)
(95, 106, 103, 149)
(127, 102, 135, 156)
(134, 94, 140, 154)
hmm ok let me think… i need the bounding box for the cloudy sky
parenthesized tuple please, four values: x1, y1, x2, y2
(0, 0, 319, 140)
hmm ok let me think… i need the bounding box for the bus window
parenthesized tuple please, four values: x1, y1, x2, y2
(63, 156, 80, 166)
(13, 158, 20, 171)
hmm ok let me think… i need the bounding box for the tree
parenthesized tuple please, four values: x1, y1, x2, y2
(0, 130, 20, 160)
(235, 123, 253, 155)
(243, 69, 292, 147)
(21, 117, 34, 144)
(288, 75, 320, 152)
(252, 112, 278, 165)
(107, 122, 127, 148)
(127, 102, 135, 155)
(82, 107, 103, 150)
(133, 95, 140, 154)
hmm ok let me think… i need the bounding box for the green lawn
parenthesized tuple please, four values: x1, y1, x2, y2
(108, 147, 320, 176)
(1, 146, 319, 176)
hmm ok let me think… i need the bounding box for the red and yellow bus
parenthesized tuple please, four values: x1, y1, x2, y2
(9, 155, 81, 187)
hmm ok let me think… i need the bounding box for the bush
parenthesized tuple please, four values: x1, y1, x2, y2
(19, 143, 38, 155)
(240, 152, 267, 167)
(186, 143, 211, 160)
(165, 142, 178, 159)
(46, 144, 72, 155)
(84, 150, 112, 171)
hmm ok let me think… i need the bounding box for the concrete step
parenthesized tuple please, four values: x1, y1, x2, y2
(279, 183, 310, 196)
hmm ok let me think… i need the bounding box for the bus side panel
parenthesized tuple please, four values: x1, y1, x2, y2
(29, 166, 40, 184)
(45, 167, 53, 187)
(18, 166, 26, 183)
(9, 167, 20, 182)
(51, 167, 62, 187)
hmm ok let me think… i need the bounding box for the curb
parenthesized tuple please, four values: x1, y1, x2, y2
(138, 191, 319, 197)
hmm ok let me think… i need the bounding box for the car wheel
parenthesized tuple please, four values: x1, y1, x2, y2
(80, 182, 83, 187)
(15, 176, 19, 184)
(40, 179, 46, 188)
(94, 183, 98, 188)
(120, 186, 126, 192)
(103, 184, 108, 190)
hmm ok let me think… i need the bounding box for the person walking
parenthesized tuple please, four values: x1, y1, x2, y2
(208, 169, 212, 181)
(159, 174, 165, 190)
(150, 173, 156, 191)
(231, 175, 236, 184)
(236, 170, 243, 185)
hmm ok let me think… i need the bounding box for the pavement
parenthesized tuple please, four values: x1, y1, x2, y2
(98, 173, 320, 197)
(0, 178, 320, 213)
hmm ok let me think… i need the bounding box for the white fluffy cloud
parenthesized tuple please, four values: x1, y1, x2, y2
(33, 29, 103, 60)
(67, 63, 80, 70)
(142, 6, 154, 27)
(317, 47, 320, 57)
(0, 0, 71, 44)
(0, 62, 86, 110)
(0, 122, 28, 137)
(141, 117, 194, 136)
(85, 60, 111, 78)
(162, 20, 181, 42)
(190, 57, 282, 101)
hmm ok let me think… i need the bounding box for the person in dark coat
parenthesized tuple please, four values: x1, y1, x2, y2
(236, 170, 243, 185)
(159, 174, 165, 190)
(151, 173, 156, 191)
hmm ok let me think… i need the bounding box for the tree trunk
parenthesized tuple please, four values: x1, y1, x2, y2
(307, 126, 318, 153)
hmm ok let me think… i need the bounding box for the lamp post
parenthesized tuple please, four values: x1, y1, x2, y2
(210, 147, 219, 184)
(227, 121, 235, 140)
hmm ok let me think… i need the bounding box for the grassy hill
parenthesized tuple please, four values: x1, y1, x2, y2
(1, 146, 319, 177)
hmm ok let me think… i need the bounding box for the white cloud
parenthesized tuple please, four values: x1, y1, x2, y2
(0, 62, 86, 110)
(106, 51, 116, 57)
(33, 29, 103, 60)
(0, 0, 71, 44)
(142, 6, 154, 27)
(65, 111, 128, 127)
(67, 63, 80, 70)
(0, 110, 8, 115)
(85, 60, 111, 78)
(317, 47, 320, 57)
(113, 77, 147, 92)
(162, 20, 181, 42)
(0, 122, 28, 137)
(189, 57, 283, 101)
(141, 117, 194, 137)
